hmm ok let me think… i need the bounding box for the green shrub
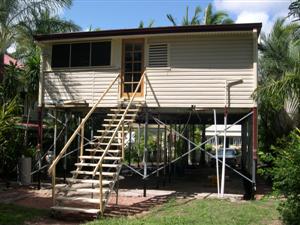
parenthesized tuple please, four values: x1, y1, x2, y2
(271, 129, 300, 225)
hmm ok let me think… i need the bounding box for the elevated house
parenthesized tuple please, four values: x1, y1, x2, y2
(35, 23, 261, 216)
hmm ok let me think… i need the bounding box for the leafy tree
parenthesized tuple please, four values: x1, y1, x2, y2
(270, 129, 300, 225)
(202, 3, 233, 25)
(138, 20, 155, 28)
(289, 0, 300, 21)
(254, 19, 300, 162)
(0, 98, 22, 179)
(15, 7, 80, 58)
(1, 63, 24, 103)
(167, 4, 233, 26)
(167, 6, 201, 26)
(257, 19, 300, 122)
(0, 0, 73, 56)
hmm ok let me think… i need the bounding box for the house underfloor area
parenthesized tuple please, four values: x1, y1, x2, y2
(23, 105, 258, 217)
(0, 166, 270, 220)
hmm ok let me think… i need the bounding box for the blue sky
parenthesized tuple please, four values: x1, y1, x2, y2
(62, 0, 292, 34)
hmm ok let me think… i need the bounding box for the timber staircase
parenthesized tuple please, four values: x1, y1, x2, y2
(48, 72, 146, 217)
(51, 104, 141, 216)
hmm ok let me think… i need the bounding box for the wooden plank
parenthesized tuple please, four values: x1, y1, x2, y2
(56, 196, 105, 204)
(51, 206, 99, 214)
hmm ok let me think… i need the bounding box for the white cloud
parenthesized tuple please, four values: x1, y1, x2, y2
(235, 11, 274, 34)
(213, 0, 291, 34)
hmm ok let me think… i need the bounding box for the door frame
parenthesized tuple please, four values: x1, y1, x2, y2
(121, 38, 145, 99)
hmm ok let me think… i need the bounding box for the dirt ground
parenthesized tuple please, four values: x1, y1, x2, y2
(0, 166, 271, 225)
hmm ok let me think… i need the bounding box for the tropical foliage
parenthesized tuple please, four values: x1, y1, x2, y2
(0, 0, 80, 179)
(203, 3, 233, 25)
(167, 6, 202, 26)
(289, 0, 300, 21)
(270, 129, 300, 225)
(255, 18, 300, 158)
(0, 98, 21, 177)
(166, 4, 233, 26)
(0, 0, 73, 55)
(255, 1, 300, 223)
(138, 20, 155, 28)
(15, 7, 80, 58)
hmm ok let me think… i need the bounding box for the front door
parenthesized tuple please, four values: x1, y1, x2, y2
(121, 39, 144, 98)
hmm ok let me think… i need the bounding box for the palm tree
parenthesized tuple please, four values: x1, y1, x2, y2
(203, 3, 233, 25)
(166, 4, 233, 26)
(15, 7, 80, 58)
(0, 0, 72, 55)
(254, 18, 300, 155)
(289, 0, 300, 21)
(0, 0, 73, 76)
(138, 20, 155, 28)
(167, 6, 201, 26)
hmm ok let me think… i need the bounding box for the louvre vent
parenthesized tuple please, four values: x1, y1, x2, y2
(148, 44, 169, 67)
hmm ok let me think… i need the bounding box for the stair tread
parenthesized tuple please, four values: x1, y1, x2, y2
(102, 124, 129, 127)
(79, 156, 122, 160)
(71, 171, 115, 176)
(75, 162, 119, 167)
(51, 206, 99, 214)
(111, 108, 139, 112)
(98, 142, 121, 145)
(104, 119, 134, 122)
(107, 114, 136, 117)
(88, 141, 121, 146)
(66, 178, 113, 185)
(97, 130, 128, 133)
(85, 149, 120, 153)
(94, 136, 122, 139)
(57, 187, 109, 193)
(56, 196, 106, 204)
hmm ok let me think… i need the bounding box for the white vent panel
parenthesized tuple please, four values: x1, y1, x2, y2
(148, 44, 168, 67)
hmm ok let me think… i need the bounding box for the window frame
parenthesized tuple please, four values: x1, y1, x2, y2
(51, 40, 112, 69)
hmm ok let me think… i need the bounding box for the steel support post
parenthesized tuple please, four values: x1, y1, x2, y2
(221, 107, 228, 197)
(37, 106, 43, 190)
(252, 107, 258, 193)
(163, 124, 167, 186)
(63, 111, 68, 183)
(143, 111, 148, 197)
(156, 122, 160, 188)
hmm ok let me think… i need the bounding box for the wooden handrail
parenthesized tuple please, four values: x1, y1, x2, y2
(48, 73, 120, 174)
(92, 71, 146, 176)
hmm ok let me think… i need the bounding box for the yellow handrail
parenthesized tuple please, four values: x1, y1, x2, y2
(48, 73, 120, 174)
(92, 71, 146, 176)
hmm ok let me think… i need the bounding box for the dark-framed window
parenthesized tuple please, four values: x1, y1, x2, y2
(71, 43, 90, 67)
(91, 42, 111, 66)
(51, 41, 111, 68)
(51, 44, 70, 68)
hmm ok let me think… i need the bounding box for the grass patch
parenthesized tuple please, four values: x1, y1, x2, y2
(0, 203, 48, 225)
(85, 198, 280, 225)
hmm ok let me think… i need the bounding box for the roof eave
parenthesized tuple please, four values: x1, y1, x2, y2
(34, 23, 262, 42)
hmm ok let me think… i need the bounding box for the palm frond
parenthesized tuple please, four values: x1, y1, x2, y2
(182, 6, 189, 25)
(138, 21, 144, 28)
(148, 19, 155, 28)
(167, 14, 177, 26)
(203, 3, 212, 25)
(191, 6, 201, 25)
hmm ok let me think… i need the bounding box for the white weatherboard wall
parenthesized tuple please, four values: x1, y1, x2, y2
(145, 32, 255, 108)
(42, 32, 256, 108)
(42, 39, 122, 107)
(44, 70, 120, 107)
